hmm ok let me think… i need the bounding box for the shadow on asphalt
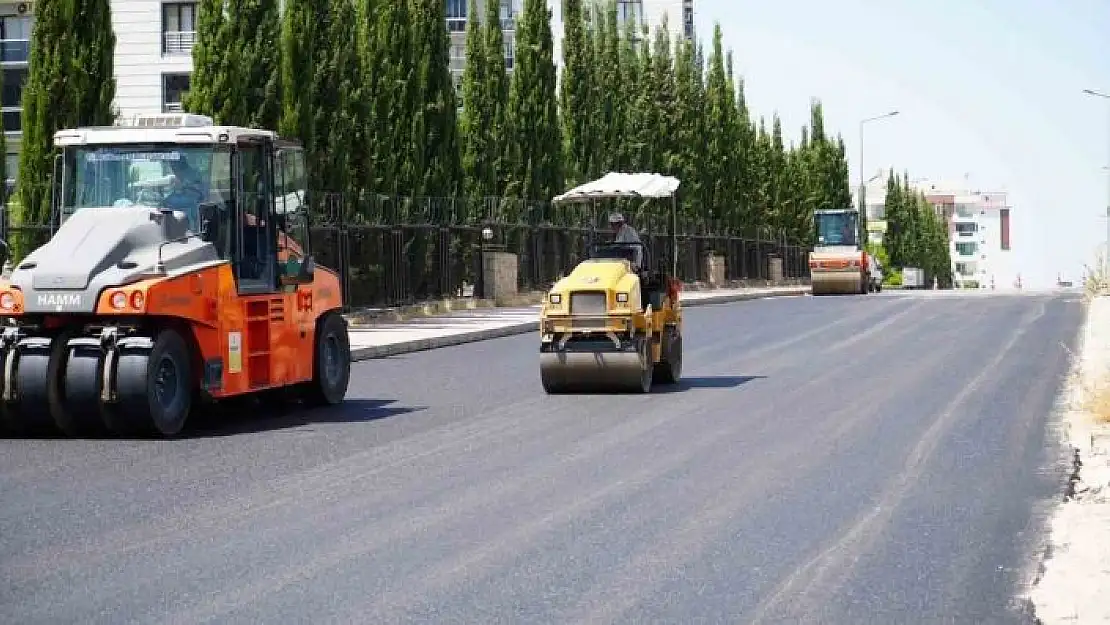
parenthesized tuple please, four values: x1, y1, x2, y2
(185, 398, 426, 437)
(651, 375, 766, 394)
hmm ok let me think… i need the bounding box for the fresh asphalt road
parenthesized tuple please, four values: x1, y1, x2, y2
(0, 290, 1084, 624)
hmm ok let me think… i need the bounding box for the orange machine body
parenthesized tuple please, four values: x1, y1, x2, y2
(0, 263, 342, 399)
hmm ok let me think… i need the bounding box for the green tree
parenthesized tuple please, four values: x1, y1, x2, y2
(185, 0, 229, 121)
(670, 35, 705, 225)
(368, 0, 416, 195)
(702, 24, 737, 227)
(481, 0, 509, 196)
(409, 0, 461, 198)
(313, 0, 364, 195)
(228, 0, 282, 128)
(558, 0, 594, 187)
(459, 0, 489, 198)
(503, 0, 562, 207)
(16, 0, 117, 241)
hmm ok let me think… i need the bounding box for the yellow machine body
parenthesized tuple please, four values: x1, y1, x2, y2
(539, 257, 683, 393)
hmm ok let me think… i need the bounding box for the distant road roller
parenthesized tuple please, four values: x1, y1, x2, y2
(0, 112, 350, 438)
(808, 207, 872, 296)
(539, 172, 683, 394)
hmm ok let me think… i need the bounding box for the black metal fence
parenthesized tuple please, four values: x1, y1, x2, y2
(1, 193, 812, 311)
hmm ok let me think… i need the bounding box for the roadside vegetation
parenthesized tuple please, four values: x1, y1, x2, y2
(10, 0, 944, 275)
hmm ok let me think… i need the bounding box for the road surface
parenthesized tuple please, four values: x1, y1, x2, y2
(0, 291, 1083, 624)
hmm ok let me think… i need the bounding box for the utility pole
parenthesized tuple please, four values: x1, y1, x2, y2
(1083, 89, 1110, 279)
(858, 111, 900, 246)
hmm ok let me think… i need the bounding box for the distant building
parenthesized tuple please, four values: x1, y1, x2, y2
(916, 180, 1013, 290)
(853, 172, 1015, 289)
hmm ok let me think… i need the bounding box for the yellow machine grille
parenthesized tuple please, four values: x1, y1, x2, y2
(570, 291, 607, 315)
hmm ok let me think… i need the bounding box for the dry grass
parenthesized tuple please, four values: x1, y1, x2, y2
(1083, 378, 1110, 424)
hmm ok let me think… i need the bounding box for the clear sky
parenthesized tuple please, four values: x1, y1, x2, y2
(691, 0, 1110, 288)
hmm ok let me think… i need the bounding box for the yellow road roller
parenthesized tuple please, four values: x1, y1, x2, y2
(539, 173, 684, 394)
(808, 207, 872, 296)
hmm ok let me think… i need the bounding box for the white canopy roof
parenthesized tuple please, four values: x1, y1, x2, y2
(551, 172, 681, 204)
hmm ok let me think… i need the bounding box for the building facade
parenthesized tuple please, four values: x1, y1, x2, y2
(917, 181, 1013, 289)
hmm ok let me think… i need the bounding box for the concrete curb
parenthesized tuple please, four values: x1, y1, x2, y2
(349, 286, 809, 361)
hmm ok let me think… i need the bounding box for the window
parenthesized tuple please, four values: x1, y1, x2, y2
(450, 44, 465, 72)
(163, 73, 190, 112)
(954, 222, 976, 235)
(58, 145, 229, 235)
(162, 1, 197, 55)
(2, 66, 26, 133)
(955, 242, 977, 256)
(446, 0, 466, 32)
(500, 0, 515, 30)
(235, 141, 275, 288)
(275, 146, 309, 268)
(617, 0, 643, 25)
(0, 15, 32, 64)
(504, 40, 514, 70)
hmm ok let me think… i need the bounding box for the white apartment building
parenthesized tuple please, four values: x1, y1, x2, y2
(917, 180, 1014, 290)
(447, 0, 695, 95)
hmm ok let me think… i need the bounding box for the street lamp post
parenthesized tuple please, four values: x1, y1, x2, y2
(1083, 89, 1110, 277)
(858, 110, 900, 245)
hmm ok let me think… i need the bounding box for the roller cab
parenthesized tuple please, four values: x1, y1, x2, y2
(809, 208, 871, 296)
(0, 113, 351, 438)
(538, 173, 684, 394)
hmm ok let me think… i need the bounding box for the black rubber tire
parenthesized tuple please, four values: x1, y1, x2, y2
(56, 344, 110, 437)
(115, 329, 193, 437)
(637, 335, 653, 394)
(6, 333, 71, 436)
(305, 312, 351, 406)
(653, 326, 682, 384)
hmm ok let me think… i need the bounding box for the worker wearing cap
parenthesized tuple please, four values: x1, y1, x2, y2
(609, 212, 641, 244)
(608, 212, 643, 270)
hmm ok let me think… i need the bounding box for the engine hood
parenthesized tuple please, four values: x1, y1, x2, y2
(553, 258, 635, 292)
(7, 206, 220, 314)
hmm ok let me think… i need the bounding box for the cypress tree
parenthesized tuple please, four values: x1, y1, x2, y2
(558, 0, 593, 187)
(278, 0, 327, 156)
(185, 0, 229, 121)
(224, 0, 283, 129)
(702, 24, 732, 226)
(17, 0, 117, 243)
(369, 0, 416, 195)
(481, 0, 509, 196)
(409, 0, 461, 198)
(459, 0, 488, 198)
(504, 0, 562, 205)
(314, 0, 363, 195)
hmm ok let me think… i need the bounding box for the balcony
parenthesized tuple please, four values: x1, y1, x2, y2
(163, 31, 196, 56)
(0, 39, 29, 64)
(447, 17, 466, 33)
